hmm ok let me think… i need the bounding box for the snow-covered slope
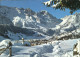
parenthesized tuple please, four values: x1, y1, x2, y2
(37, 10, 61, 28)
(0, 6, 62, 39)
(50, 13, 80, 36)
(0, 6, 61, 29)
(0, 15, 13, 25)
(49, 13, 80, 40)
(0, 39, 80, 57)
(55, 13, 80, 33)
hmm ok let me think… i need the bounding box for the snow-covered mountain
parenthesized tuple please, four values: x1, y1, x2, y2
(51, 13, 80, 40)
(0, 6, 61, 39)
(0, 14, 13, 25)
(0, 6, 61, 28)
(54, 13, 80, 33)
(1, 6, 80, 40)
(56, 13, 80, 32)
(1, 6, 80, 57)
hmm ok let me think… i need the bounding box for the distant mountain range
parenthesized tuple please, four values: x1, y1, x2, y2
(0, 6, 80, 40)
(0, 6, 61, 40)
(0, 6, 61, 28)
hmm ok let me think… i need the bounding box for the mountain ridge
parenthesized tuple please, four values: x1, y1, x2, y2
(51, 13, 80, 40)
(0, 6, 61, 28)
(0, 6, 61, 39)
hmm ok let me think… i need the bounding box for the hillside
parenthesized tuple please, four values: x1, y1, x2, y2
(0, 6, 62, 39)
(51, 13, 80, 40)
(0, 6, 61, 28)
(1, 6, 80, 40)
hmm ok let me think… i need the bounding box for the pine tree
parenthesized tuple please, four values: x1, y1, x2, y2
(43, 0, 80, 14)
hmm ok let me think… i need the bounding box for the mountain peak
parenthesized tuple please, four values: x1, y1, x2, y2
(40, 10, 48, 13)
(0, 6, 61, 28)
(26, 8, 32, 11)
(54, 12, 80, 35)
(25, 8, 36, 15)
(38, 10, 48, 15)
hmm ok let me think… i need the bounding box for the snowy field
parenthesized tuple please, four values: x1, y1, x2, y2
(0, 39, 80, 57)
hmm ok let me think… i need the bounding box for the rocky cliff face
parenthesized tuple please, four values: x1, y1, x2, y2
(0, 15, 13, 25)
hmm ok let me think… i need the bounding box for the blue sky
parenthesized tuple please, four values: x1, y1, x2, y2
(0, 0, 80, 19)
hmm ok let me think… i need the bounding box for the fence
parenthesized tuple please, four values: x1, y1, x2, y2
(0, 39, 53, 57)
(0, 41, 12, 57)
(73, 40, 80, 57)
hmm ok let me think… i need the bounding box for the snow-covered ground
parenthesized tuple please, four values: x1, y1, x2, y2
(0, 38, 80, 57)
